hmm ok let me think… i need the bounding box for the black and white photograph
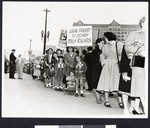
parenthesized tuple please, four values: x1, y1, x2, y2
(2, 1, 148, 118)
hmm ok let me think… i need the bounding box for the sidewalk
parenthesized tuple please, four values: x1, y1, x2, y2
(2, 73, 124, 118)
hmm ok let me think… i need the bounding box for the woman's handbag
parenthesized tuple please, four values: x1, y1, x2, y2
(131, 44, 145, 68)
(132, 55, 145, 68)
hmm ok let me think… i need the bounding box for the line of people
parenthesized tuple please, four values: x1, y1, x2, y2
(42, 47, 87, 97)
(8, 17, 146, 115)
(40, 23, 145, 115)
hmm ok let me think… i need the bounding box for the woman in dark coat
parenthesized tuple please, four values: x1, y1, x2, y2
(44, 48, 55, 87)
(119, 46, 132, 114)
(91, 38, 104, 90)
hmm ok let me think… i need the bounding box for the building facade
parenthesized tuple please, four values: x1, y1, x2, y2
(73, 20, 140, 45)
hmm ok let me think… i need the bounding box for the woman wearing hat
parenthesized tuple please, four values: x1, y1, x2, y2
(119, 17, 146, 115)
(96, 32, 124, 108)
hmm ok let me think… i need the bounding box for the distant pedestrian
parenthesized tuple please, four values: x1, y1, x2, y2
(9, 49, 16, 79)
(16, 54, 24, 79)
(4, 54, 9, 74)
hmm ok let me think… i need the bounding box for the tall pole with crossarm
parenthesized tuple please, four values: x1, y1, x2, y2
(43, 8, 50, 55)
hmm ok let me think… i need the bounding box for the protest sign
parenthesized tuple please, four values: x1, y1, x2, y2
(67, 26, 92, 46)
(57, 29, 67, 50)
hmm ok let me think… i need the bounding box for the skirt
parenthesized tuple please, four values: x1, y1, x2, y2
(130, 67, 145, 97)
(44, 68, 55, 78)
(97, 59, 120, 92)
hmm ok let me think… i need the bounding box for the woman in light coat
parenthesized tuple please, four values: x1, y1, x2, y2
(96, 32, 124, 108)
(120, 17, 146, 115)
(16, 54, 24, 79)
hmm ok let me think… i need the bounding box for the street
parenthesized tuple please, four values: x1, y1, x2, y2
(2, 73, 124, 118)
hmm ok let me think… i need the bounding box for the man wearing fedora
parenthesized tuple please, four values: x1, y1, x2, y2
(9, 49, 16, 79)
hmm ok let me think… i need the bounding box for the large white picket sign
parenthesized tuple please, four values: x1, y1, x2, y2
(67, 26, 92, 46)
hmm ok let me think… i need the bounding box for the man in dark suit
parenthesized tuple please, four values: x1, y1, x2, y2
(9, 49, 16, 79)
(84, 46, 93, 91)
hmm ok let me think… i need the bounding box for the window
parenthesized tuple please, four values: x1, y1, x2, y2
(118, 32, 120, 34)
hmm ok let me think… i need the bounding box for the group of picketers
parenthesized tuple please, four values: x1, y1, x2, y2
(8, 17, 146, 115)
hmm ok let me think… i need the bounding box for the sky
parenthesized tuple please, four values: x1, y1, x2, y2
(3, 2, 148, 57)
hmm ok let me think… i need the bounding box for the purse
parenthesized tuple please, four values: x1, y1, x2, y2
(131, 44, 145, 68)
(132, 56, 145, 68)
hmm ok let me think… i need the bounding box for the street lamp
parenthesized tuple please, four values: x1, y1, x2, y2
(28, 39, 32, 61)
(41, 31, 50, 41)
(41, 8, 50, 55)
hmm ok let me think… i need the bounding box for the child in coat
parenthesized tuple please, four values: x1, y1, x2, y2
(54, 56, 66, 90)
(74, 55, 87, 97)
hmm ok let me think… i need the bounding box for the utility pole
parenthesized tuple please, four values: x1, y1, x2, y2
(43, 8, 50, 55)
